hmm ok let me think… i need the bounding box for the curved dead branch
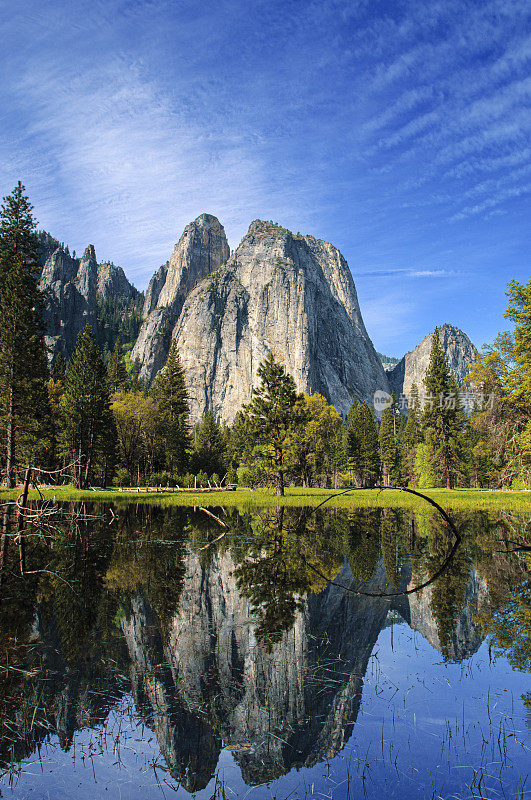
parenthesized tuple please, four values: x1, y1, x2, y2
(303, 485, 462, 599)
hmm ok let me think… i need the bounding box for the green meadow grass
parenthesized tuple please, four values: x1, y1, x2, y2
(1, 485, 530, 511)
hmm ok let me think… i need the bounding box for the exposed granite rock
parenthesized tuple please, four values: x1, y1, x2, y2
(171, 220, 389, 423)
(131, 213, 230, 379)
(387, 323, 478, 400)
(97, 260, 136, 302)
(39, 243, 138, 359)
(407, 568, 488, 662)
(142, 262, 169, 316)
(37, 230, 63, 265)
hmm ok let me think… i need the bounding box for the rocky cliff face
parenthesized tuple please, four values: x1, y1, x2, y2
(131, 213, 230, 380)
(407, 567, 488, 662)
(38, 214, 389, 419)
(387, 323, 477, 400)
(39, 242, 137, 359)
(161, 220, 388, 423)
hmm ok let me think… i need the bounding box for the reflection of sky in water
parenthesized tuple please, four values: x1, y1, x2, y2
(0, 506, 529, 799)
(5, 628, 527, 800)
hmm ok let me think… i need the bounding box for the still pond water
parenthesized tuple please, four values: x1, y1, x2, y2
(0, 503, 529, 799)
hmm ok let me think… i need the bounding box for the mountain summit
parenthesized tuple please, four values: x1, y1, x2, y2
(161, 219, 388, 423)
(39, 242, 137, 359)
(131, 213, 230, 380)
(386, 323, 478, 400)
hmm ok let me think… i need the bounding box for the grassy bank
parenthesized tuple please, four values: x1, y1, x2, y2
(1, 486, 530, 511)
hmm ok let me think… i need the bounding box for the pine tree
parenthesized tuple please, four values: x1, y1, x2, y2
(61, 325, 116, 488)
(331, 421, 348, 488)
(242, 352, 307, 496)
(422, 329, 467, 488)
(108, 337, 129, 392)
(192, 412, 226, 476)
(400, 383, 421, 484)
(346, 399, 362, 482)
(0, 182, 51, 485)
(152, 340, 190, 475)
(346, 401, 380, 487)
(447, 373, 469, 484)
(379, 395, 400, 486)
(51, 352, 67, 382)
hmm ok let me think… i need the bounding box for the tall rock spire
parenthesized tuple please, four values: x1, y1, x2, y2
(131, 213, 230, 380)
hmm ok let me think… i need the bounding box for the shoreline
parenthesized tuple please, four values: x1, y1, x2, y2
(1, 486, 529, 511)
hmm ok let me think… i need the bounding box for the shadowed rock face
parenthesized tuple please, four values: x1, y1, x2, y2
(39, 243, 137, 359)
(170, 220, 388, 423)
(387, 323, 478, 401)
(131, 213, 230, 381)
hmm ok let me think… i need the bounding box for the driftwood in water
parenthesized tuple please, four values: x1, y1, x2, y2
(302, 484, 462, 599)
(15, 468, 32, 576)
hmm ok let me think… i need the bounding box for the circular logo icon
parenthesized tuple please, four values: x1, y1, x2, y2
(373, 390, 392, 413)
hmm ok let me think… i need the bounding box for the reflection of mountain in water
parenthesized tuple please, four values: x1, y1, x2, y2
(0, 611, 127, 768)
(118, 547, 487, 788)
(407, 568, 487, 661)
(0, 538, 488, 791)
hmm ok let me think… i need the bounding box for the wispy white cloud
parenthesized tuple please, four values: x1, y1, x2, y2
(357, 268, 461, 279)
(0, 0, 528, 353)
(4, 55, 320, 284)
(448, 184, 531, 222)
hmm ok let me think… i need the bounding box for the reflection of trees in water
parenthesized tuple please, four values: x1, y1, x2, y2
(106, 505, 190, 634)
(423, 516, 472, 662)
(0, 509, 125, 766)
(380, 509, 408, 589)
(231, 507, 345, 645)
(0, 511, 45, 765)
(346, 509, 381, 582)
(408, 509, 531, 669)
(44, 520, 116, 666)
(0, 502, 529, 787)
(345, 508, 410, 589)
(473, 512, 531, 672)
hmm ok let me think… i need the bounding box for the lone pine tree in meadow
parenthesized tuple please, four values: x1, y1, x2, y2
(243, 352, 307, 496)
(0, 182, 50, 486)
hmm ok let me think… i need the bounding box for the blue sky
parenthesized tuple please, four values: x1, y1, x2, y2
(1, 0, 530, 356)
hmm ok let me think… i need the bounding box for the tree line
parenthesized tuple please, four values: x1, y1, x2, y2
(1, 183, 530, 492)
